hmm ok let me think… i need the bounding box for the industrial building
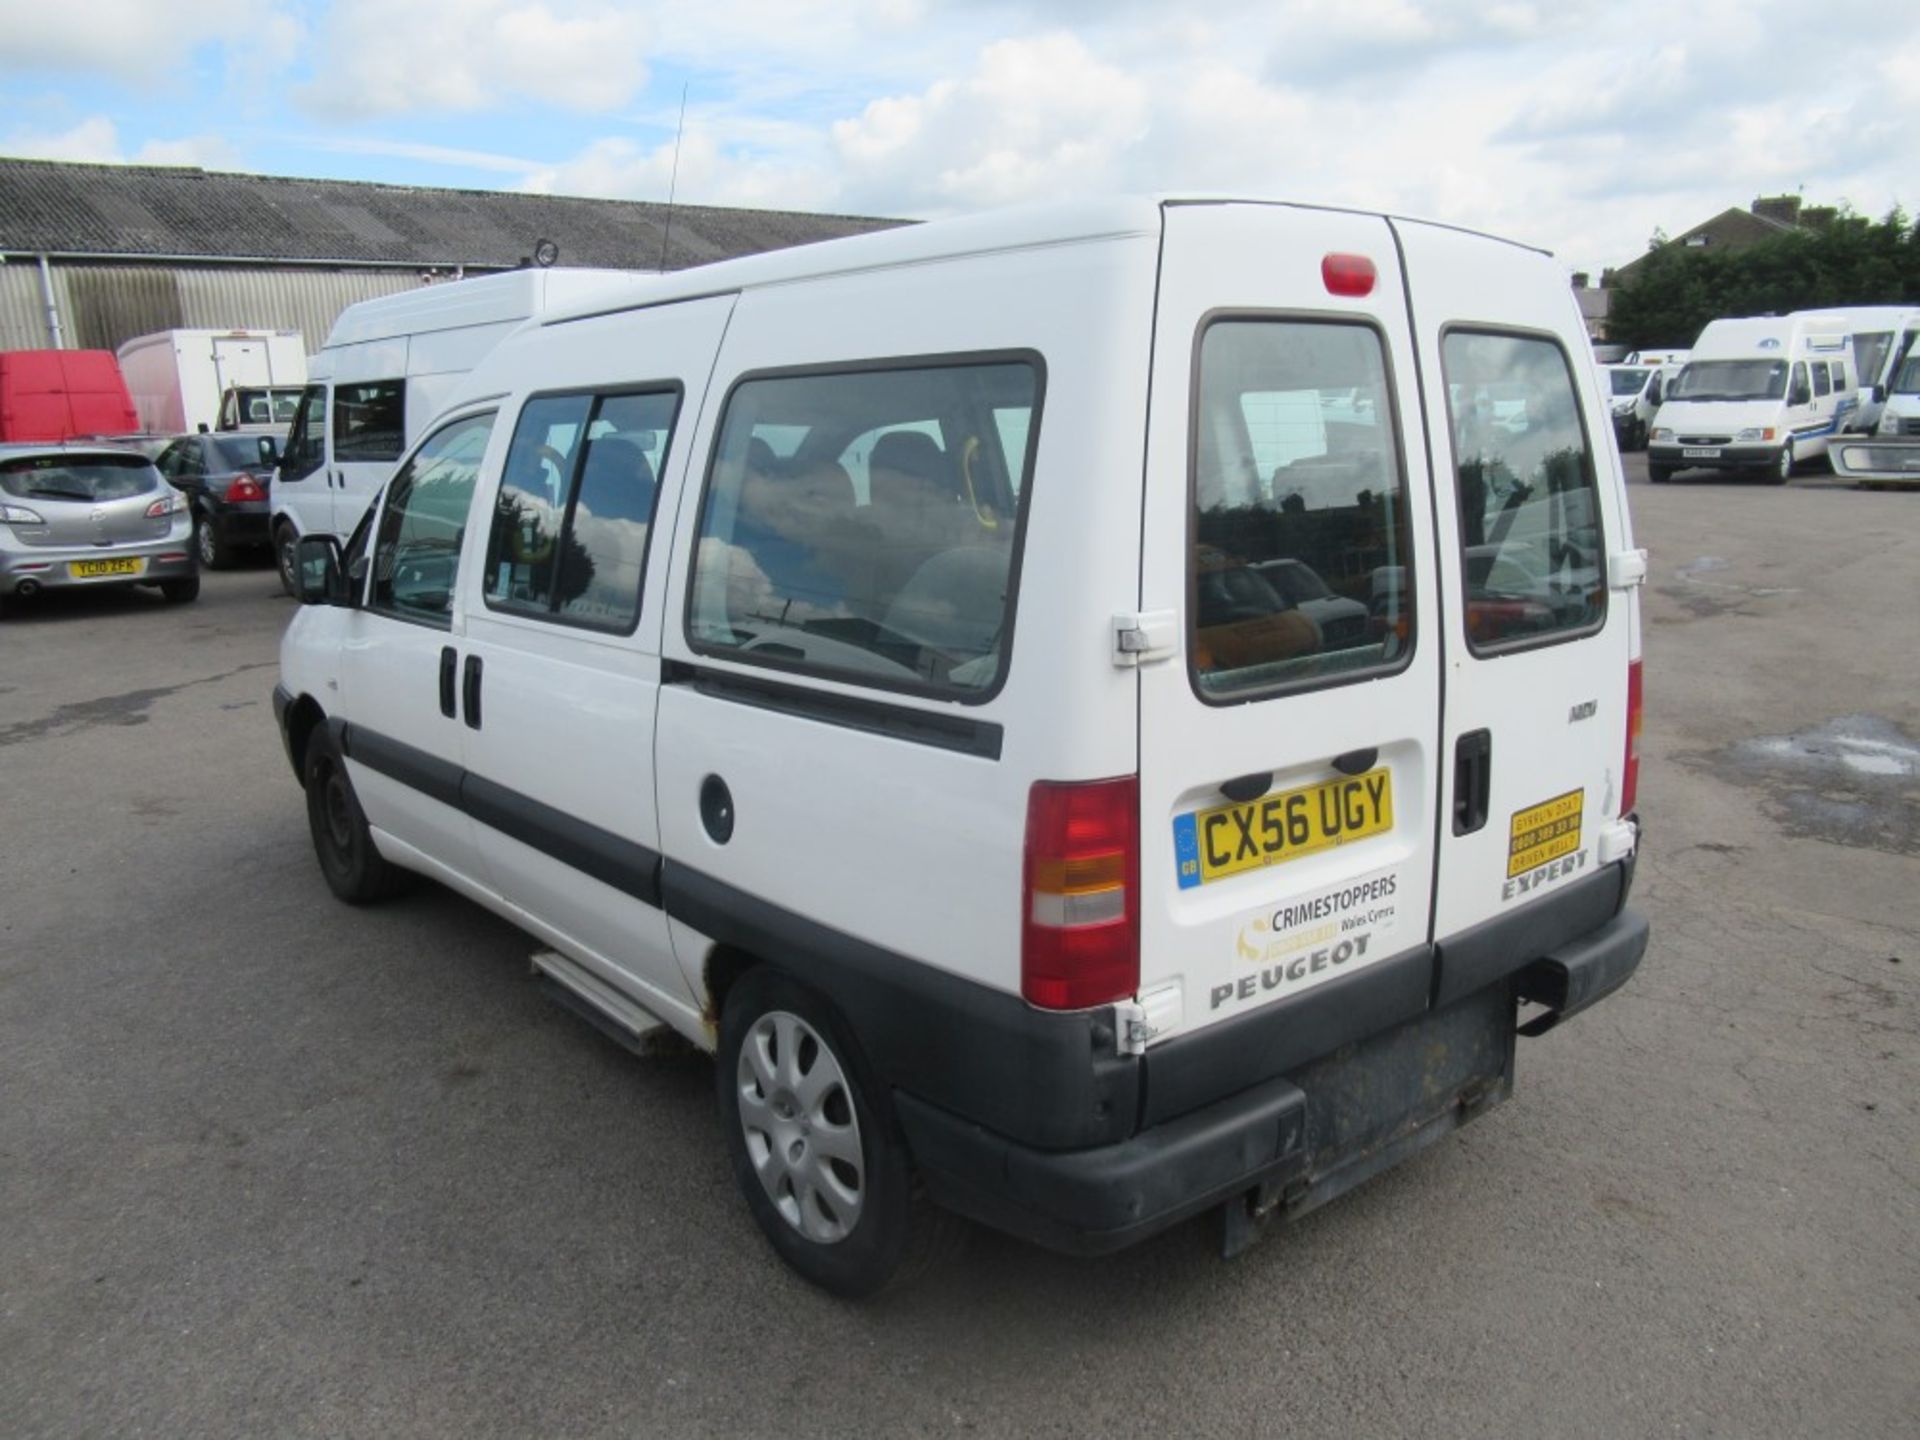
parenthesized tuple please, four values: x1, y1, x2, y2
(0, 158, 898, 354)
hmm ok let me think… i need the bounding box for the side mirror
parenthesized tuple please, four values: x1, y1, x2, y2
(295, 534, 349, 606)
(1872, 384, 1887, 404)
(1789, 383, 1811, 406)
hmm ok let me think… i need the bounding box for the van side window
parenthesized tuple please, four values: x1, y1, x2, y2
(1440, 331, 1605, 652)
(483, 388, 681, 633)
(333, 380, 406, 463)
(1189, 319, 1413, 700)
(281, 384, 328, 480)
(689, 357, 1039, 699)
(370, 412, 495, 628)
(1812, 362, 1832, 398)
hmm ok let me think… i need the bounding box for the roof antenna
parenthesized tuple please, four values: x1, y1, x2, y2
(658, 82, 689, 273)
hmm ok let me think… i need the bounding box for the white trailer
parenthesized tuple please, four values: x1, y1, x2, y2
(116, 328, 308, 435)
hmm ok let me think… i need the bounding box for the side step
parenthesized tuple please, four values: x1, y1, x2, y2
(529, 949, 691, 1058)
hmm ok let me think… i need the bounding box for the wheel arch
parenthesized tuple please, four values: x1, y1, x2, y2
(285, 694, 329, 781)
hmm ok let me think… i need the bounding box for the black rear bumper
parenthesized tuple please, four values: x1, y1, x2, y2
(895, 878, 1647, 1257)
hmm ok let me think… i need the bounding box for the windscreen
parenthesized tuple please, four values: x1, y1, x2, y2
(0, 453, 159, 501)
(212, 435, 278, 470)
(1608, 368, 1651, 397)
(1670, 360, 1786, 402)
(1893, 356, 1920, 394)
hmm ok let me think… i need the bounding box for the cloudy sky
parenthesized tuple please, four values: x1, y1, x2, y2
(2, 0, 1915, 277)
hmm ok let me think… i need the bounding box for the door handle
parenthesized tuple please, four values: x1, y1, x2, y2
(462, 654, 483, 731)
(439, 646, 457, 718)
(1453, 729, 1492, 836)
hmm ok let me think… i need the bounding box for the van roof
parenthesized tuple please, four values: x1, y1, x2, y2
(541, 195, 1552, 327)
(322, 266, 657, 350)
(1691, 314, 1849, 357)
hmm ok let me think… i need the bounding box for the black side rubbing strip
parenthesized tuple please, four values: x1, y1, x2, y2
(462, 773, 661, 907)
(337, 721, 661, 908)
(340, 722, 464, 810)
(662, 661, 1004, 760)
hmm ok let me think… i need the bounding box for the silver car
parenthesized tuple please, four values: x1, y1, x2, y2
(0, 443, 198, 610)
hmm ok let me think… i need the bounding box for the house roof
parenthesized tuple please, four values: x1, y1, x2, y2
(0, 158, 902, 271)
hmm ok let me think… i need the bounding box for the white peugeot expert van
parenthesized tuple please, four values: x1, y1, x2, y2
(1648, 315, 1855, 482)
(273, 197, 1649, 1295)
(271, 268, 647, 593)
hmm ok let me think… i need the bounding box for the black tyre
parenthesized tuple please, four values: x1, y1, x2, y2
(160, 576, 200, 604)
(1648, 464, 1673, 484)
(275, 521, 299, 596)
(1771, 442, 1794, 484)
(303, 724, 404, 903)
(717, 967, 946, 1297)
(195, 511, 233, 570)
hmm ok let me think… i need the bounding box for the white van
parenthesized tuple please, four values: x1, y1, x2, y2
(271, 268, 647, 591)
(1599, 361, 1680, 450)
(1797, 307, 1920, 433)
(272, 197, 1649, 1295)
(116, 327, 307, 435)
(1622, 348, 1689, 368)
(1648, 315, 1855, 482)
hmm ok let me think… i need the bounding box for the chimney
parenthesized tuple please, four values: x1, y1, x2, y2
(1570, 271, 1590, 289)
(1751, 194, 1803, 227)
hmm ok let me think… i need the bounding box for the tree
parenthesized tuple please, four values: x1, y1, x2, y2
(1607, 206, 1919, 348)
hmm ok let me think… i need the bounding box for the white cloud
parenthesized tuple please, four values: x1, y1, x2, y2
(299, 0, 650, 118)
(0, 1, 277, 76)
(519, 125, 838, 212)
(1, 117, 239, 170)
(831, 33, 1150, 211)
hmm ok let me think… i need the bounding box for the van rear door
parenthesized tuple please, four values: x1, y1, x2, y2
(1390, 218, 1636, 1004)
(1135, 202, 1443, 1047)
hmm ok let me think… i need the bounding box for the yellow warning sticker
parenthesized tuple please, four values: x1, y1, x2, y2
(1507, 789, 1584, 877)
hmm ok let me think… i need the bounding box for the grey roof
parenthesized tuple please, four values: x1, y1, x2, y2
(0, 158, 903, 271)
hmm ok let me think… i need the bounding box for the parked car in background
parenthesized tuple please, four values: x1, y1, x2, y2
(0, 443, 196, 611)
(154, 432, 280, 569)
(1251, 557, 1370, 648)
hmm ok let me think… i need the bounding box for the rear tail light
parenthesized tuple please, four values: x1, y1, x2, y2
(1622, 659, 1643, 815)
(145, 492, 187, 518)
(1022, 776, 1139, 1010)
(225, 472, 266, 503)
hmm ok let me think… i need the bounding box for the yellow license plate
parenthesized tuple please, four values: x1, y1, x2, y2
(68, 557, 144, 579)
(1508, 789, 1584, 877)
(1174, 770, 1394, 889)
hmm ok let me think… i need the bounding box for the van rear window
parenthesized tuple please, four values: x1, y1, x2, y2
(1440, 330, 1605, 652)
(1189, 318, 1414, 701)
(688, 357, 1039, 700)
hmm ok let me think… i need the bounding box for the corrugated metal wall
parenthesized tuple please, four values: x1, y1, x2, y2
(0, 262, 423, 355)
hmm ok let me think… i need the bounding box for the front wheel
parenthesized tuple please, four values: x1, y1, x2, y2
(303, 724, 403, 903)
(717, 968, 942, 1297)
(1648, 464, 1673, 484)
(274, 521, 299, 596)
(1772, 442, 1794, 484)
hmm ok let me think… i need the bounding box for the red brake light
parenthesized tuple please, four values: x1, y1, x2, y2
(225, 472, 265, 503)
(1322, 253, 1377, 297)
(1022, 776, 1139, 1011)
(1622, 659, 1643, 815)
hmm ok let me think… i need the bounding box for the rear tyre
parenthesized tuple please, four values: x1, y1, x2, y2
(160, 576, 200, 604)
(275, 521, 299, 596)
(195, 511, 233, 570)
(303, 724, 403, 903)
(717, 967, 946, 1297)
